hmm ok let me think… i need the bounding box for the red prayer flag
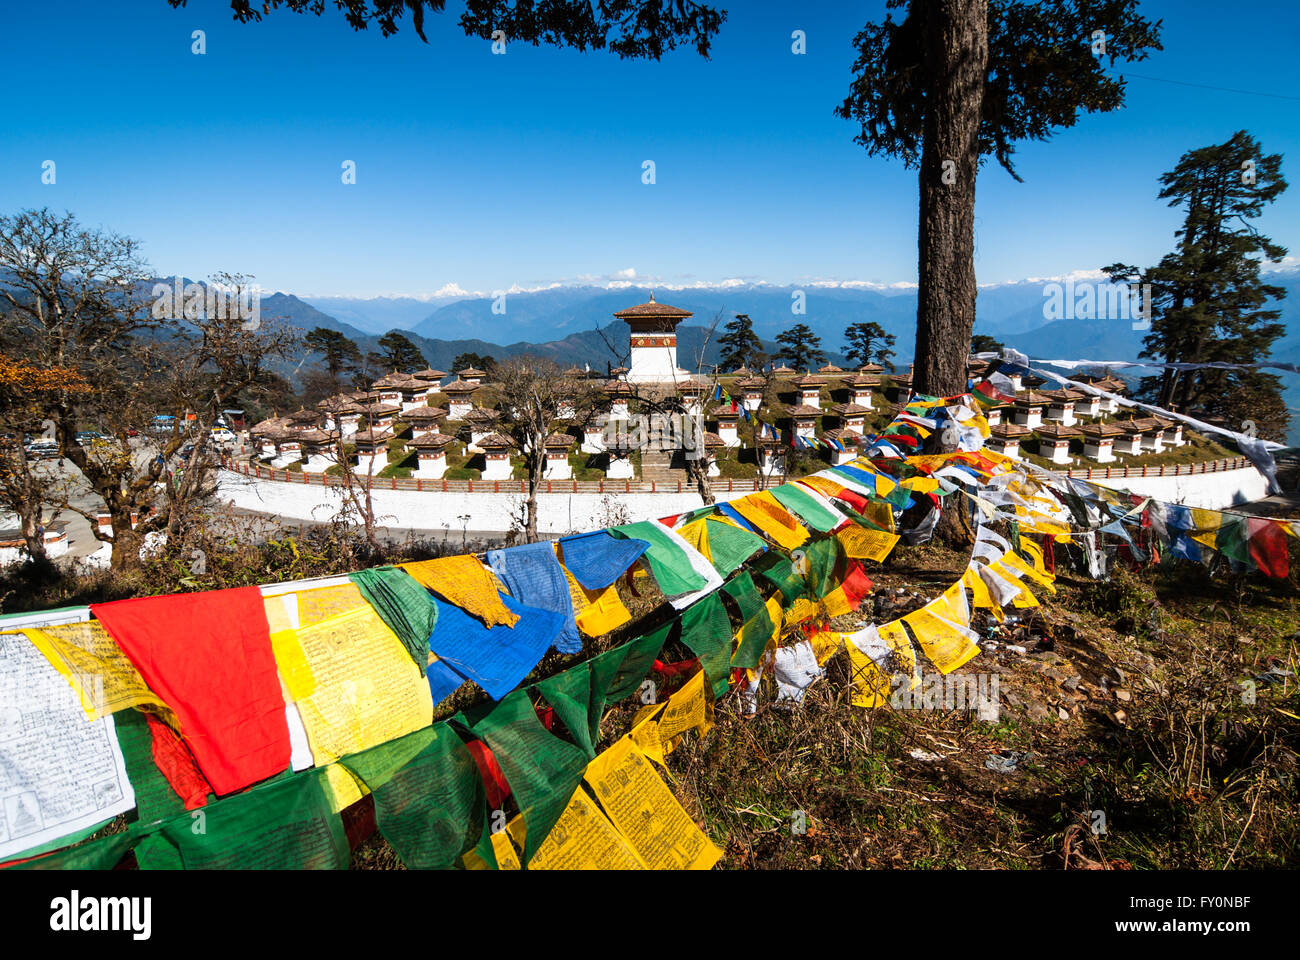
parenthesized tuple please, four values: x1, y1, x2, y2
(1247, 517, 1290, 579)
(652, 657, 701, 679)
(839, 561, 874, 611)
(148, 713, 211, 810)
(831, 486, 871, 513)
(466, 739, 511, 809)
(92, 586, 290, 796)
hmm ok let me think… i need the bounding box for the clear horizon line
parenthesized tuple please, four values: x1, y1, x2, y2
(287, 259, 1300, 302)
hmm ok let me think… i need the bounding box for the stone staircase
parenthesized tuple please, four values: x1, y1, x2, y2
(640, 448, 689, 483)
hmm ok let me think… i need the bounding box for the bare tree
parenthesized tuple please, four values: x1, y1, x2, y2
(494, 356, 604, 542)
(0, 210, 296, 569)
(316, 397, 387, 555)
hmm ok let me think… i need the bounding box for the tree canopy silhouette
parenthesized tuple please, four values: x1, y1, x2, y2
(168, 1, 726, 57)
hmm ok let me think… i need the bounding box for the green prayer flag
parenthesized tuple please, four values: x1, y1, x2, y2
(580, 626, 672, 752)
(1216, 516, 1253, 567)
(751, 551, 807, 601)
(136, 768, 349, 870)
(132, 829, 183, 870)
(611, 522, 707, 596)
(9, 829, 134, 871)
(114, 709, 193, 827)
(354, 724, 483, 869)
(882, 484, 914, 510)
(802, 536, 841, 599)
(679, 592, 733, 698)
(833, 499, 888, 532)
(340, 726, 437, 793)
(469, 806, 501, 870)
(600, 622, 671, 706)
(724, 572, 776, 670)
(536, 663, 597, 759)
(349, 566, 438, 674)
(769, 484, 842, 533)
(472, 690, 590, 865)
(701, 517, 767, 576)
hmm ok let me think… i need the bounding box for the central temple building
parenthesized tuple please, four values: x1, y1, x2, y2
(614, 293, 692, 384)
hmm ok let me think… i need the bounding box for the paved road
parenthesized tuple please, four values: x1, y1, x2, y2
(221, 504, 512, 551)
(1227, 459, 1300, 519)
(31, 457, 112, 560)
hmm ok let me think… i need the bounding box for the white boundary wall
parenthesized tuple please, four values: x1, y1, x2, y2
(1082, 465, 1270, 510)
(216, 469, 752, 535)
(219, 461, 1274, 535)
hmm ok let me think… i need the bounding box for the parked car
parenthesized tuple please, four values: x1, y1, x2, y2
(23, 440, 60, 461)
(75, 431, 115, 448)
(209, 427, 237, 445)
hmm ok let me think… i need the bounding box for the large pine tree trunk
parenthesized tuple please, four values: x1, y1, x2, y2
(913, 0, 988, 399)
(109, 509, 143, 571)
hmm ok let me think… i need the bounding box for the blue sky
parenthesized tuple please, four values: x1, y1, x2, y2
(2, 0, 1297, 298)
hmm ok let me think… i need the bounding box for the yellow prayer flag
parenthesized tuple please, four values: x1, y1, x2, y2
(938, 579, 972, 626)
(629, 708, 668, 768)
(878, 619, 918, 687)
(21, 623, 176, 726)
(272, 606, 433, 768)
(656, 669, 714, 744)
(584, 737, 722, 870)
(797, 474, 850, 501)
(857, 498, 896, 532)
(1017, 514, 1072, 538)
(729, 491, 811, 551)
(1189, 508, 1224, 550)
(784, 596, 822, 627)
(560, 563, 631, 637)
(902, 606, 980, 674)
(676, 517, 712, 563)
(523, 787, 646, 870)
(846, 642, 892, 708)
(464, 824, 525, 870)
(988, 561, 1041, 608)
(809, 630, 843, 665)
(836, 525, 900, 563)
(963, 567, 1003, 622)
(900, 476, 940, 495)
(296, 582, 369, 627)
(323, 762, 368, 813)
(401, 555, 518, 628)
(819, 584, 853, 620)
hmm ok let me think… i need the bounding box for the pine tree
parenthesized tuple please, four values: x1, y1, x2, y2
(452, 352, 497, 375)
(844, 321, 897, 369)
(368, 331, 427, 374)
(1103, 131, 1288, 436)
(717, 313, 763, 371)
(775, 324, 825, 372)
(304, 327, 362, 385)
(837, 1, 1161, 397)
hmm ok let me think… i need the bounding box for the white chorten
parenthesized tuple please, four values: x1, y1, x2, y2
(614, 293, 692, 385)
